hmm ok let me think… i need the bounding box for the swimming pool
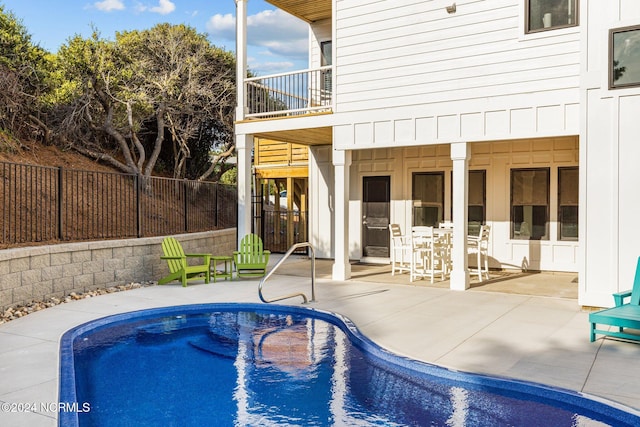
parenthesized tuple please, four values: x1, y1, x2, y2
(59, 303, 640, 426)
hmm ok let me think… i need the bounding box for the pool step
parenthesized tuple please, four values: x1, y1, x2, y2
(189, 333, 238, 359)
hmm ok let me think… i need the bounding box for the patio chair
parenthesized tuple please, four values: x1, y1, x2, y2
(233, 233, 271, 278)
(389, 224, 412, 275)
(589, 257, 640, 342)
(158, 237, 211, 287)
(468, 224, 491, 282)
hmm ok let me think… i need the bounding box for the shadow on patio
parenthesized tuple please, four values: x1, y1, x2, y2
(268, 256, 579, 299)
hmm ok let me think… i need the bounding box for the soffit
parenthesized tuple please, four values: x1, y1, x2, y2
(252, 127, 332, 146)
(266, 0, 332, 23)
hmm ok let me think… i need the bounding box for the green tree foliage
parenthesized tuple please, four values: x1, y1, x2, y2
(0, 5, 55, 142)
(219, 167, 237, 185)
(0, 7, 237, 181)
(52, 24, 236, 180)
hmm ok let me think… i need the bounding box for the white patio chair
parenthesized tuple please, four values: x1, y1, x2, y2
(389, 224, 412, 275)
(468, 224, 491, 282)
(435, 228, 453, 276)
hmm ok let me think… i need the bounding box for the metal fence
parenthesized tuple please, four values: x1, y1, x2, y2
(0, 161, 237, 247)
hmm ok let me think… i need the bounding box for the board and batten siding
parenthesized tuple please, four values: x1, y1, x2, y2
(332, 0, 580, 148)
(580, 1, 640, 307)
(347, 137, 578, 271)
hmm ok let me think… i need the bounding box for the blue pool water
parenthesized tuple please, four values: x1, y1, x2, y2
(59, 303, 640, 426)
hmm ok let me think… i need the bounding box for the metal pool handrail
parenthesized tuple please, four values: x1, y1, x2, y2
(258, 242, 316, 304)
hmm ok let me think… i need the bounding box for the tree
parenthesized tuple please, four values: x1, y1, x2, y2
(52, 24, 236, 180)
(0, 6, 55, 143)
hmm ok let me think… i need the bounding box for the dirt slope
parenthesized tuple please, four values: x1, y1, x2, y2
(0, 139, 118, 172)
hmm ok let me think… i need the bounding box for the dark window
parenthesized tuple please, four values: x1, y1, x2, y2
(412, 172, 444, 227)
(511, 168, 550, 240)
(468, 170, 486, 236)
(558, 167, 578, 241)
(320, 41, 332, 66)
(609, 25, 640, 89)
(320, 41, 332, 102)
(526, 0, 578, 33)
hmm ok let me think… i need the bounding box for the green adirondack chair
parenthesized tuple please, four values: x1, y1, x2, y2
(589, 256, 640, 342)
(233, 234, 270, 278)
(158, 237, 211, 287)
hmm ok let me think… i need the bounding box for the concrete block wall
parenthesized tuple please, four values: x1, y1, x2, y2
(0, 228, 236, 310)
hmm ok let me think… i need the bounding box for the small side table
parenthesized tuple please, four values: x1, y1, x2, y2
(211, 256, 234, 282)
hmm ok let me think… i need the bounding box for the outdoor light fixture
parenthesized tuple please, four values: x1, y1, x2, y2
(446, 3, 456, 14)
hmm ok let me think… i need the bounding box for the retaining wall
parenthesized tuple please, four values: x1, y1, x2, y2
(0, 229, 236, 310)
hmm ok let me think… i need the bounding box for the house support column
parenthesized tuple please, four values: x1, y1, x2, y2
(332, 149, 352, 280)
(450, 142, 471, 290)
(236, 134, 253, 246)
(234, 0, 247, 121)
(234, 0, 249, 248)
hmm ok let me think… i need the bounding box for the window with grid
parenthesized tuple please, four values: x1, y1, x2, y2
(526, 0, 577, 33)
(558, 167, 578, 241)
(511, 168, 550, 240)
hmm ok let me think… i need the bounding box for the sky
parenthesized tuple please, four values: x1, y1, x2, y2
(0, 0, 309, 75)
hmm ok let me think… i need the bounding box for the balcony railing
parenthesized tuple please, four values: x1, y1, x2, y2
(245, 66, 332, 119)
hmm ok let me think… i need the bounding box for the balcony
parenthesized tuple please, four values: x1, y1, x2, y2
(245, 66, 332, 119)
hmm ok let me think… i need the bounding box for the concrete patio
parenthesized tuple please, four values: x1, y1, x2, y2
(1, 257, 639, 426)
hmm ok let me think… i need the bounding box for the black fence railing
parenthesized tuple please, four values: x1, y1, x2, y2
(0, 161, 237, 247)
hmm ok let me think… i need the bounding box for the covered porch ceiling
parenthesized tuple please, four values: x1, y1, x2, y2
(265, 0, 331, 23)
(252, 126, 332, 146)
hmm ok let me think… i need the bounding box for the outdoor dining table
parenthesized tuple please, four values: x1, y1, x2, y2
(410, 226, 452, 282)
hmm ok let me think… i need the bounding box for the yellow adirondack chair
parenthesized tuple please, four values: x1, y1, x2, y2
(159, 237, 211, 287)
(233, 234, 270, 278)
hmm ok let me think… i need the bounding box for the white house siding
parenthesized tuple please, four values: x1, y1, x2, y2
(235, 0, 640, 307)
(580, 1, 640, 307)
(332, 0, 580, 149)
(349, 137, 579, 271)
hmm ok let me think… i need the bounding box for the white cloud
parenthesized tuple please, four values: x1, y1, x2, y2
(94, 0, 125, 12)
(249, 60, 296, 75)
(206, 13, 235, 37)
(149, 0, 175, 15)
(207, 8, 309, 62)
(247, 9, 307, 47)
(135, 0, 175, 15)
